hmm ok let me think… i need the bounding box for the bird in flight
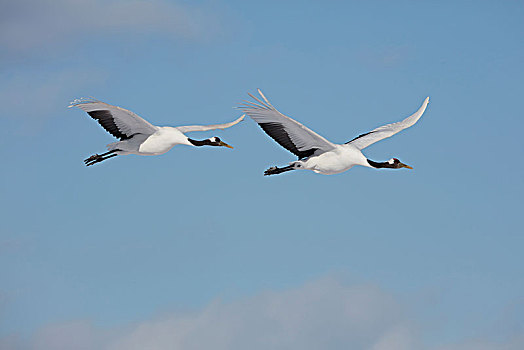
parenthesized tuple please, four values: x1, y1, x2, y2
(239, 90, 429, 176)
(69, 98, 244, 166)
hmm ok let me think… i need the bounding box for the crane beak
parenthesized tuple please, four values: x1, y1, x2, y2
(400, 162, 413, 169)
(219, 141, 234, 149)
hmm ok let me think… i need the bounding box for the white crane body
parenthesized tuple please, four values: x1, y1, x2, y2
(69, 98, 243, 166)
(239, 90, 429, 176)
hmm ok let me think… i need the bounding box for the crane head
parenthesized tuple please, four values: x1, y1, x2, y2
(389, 158, 413, 169)
(209, 137, 234, 149)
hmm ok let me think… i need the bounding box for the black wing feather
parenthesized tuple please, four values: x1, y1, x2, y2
(259, 122, 316, 159)
(87, 110, 131, 140)
(345, 131, 373, 144)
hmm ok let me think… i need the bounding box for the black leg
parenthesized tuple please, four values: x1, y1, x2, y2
(264, 165, 295, 176)
(84, 150, 118, 165)
(84, 154, 99, 163)
(85, 153, 118, 167)
(99, 150, 117, 157)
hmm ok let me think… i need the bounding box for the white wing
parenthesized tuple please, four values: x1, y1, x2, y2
(238, 89, 336, 159)
(69, 98, 158, 140)
(348, 97, 430, 150)
(176, 115, 245, 133)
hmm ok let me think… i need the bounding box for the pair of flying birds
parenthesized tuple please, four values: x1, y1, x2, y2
(69, 90, 430, 176)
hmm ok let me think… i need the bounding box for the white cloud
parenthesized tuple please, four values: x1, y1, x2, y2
(6, 277, 412, 350)
(3, 277, 522, 350)
(106, 278, 409, 350)
(0, 0, 218, 56)
(371, 326, 414, 350)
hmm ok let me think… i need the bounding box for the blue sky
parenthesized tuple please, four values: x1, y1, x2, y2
(1, 1, 523, 349)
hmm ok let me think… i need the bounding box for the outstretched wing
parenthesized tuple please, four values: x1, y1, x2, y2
(238, 89, 336, 159)
(69, 98, 158, 140)
(347, 97, 429, 150)
(176, 115, 245, 133)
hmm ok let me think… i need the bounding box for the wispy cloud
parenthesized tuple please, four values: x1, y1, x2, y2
(0, 67, 105, 126)
(2, 276, 523, 350)
(432, 336, 524, 350)
(0, 0, 221, 126)
(3, 277, 413, 350)
(0, 0, 218, 58)
(357, 45, 411, 69)
(107, 278, 409, 350)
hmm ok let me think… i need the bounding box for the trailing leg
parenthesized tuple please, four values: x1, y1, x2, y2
(264, 165, 296, 176)
(84, 150, 118, 166)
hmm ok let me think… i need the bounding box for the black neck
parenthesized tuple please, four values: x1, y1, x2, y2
(188, 138, 212, 147)
(367, 159, 394, 169)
